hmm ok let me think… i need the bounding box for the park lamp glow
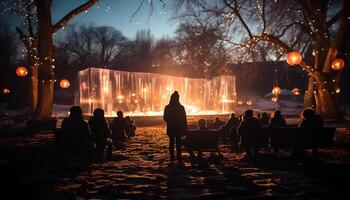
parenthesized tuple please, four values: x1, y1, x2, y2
(271, 96, 278, 102)
(2, 88, 10, 95)
(272, 86, 282, 96)
(292, 88, 301, 95)
(246, 100, 253, 106)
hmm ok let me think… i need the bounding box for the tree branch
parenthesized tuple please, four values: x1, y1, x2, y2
(222, 0, 253, 38)
(53, 0, 98, 33)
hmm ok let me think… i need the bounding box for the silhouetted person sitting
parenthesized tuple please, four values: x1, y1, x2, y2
(269, 111, 286, 128)
(258, 112, 270, 127)
(213, 116, 224, 129)
(237, 110, 261, 157)
(61, 106, 93, 159)
(110, 111, 128, 148)
(125, 116, 136, 137)
(268, 110, 286, 154)
(88, 108, 112, 162)
(164, 91, 188, 161)
(295, 108, 324, 157)
(189, 119, 208, 161)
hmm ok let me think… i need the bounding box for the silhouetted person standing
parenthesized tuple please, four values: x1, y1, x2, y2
(269, 111, 286, 128)
(164, 91, 188, 161)
(61, 106, 93, 158)
(237, 110, 261, 157)
(110, 111, 128, 148)
(88, 108, 111, 162)
(213, 117, 224, 129)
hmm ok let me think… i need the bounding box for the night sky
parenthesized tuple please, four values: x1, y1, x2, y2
(53, 0, 179, 39)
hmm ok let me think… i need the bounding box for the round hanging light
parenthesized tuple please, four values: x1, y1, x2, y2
(237, 100, 243, 105)
(331, 58, 345, 71)
(292, 88, 301, 95)
(272, 86, 282, 96)
(16, 66, 28, 77)
(59, 79, 70, 89)
(286, 51, 302, 66)
(271, 96, 278, 102)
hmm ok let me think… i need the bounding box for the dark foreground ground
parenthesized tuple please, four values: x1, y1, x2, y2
(1, 125, 350, 199)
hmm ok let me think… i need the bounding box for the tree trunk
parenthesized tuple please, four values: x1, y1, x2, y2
(304, 76, 315, 108)
(314, 77, 343, 119)
(28, 54, 38, 114)
(34, 0, 54, 118)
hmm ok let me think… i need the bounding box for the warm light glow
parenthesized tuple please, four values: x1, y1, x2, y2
(286, 51, 302, 66)
(16, 66, 28, 77)
(117, 95, 124, 100)
(331, 58, 345, 71)
(77, 68, 237, 116)
(272, 86, 282, 96)
(336, 87, 341, 94)
(237, 100, 243, 105)
(59, 79, 70, 89)
(292, 88, 301, 95)
(271, 96, 278, 102)
(2, 88, 10, 95)
(246, 100, 253, 106)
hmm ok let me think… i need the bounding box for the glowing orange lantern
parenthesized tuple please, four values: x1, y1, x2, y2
(2, 88, 10, 95)
(271, 96, 278, 102)
(59, 79, 70, 89)
(286, 51, 302, 66)
(16, 66, 28, 77)
(331, 58, 345, 71)
(292, 88, 300, 95)
(246, 100, 253, 106)
(272, 86, 282, 96)
(237, 100, 243, 105)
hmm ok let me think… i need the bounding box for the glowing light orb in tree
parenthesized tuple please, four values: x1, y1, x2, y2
(16, 66, 28, 77)
(246, 100, 253, 106)
(60, 79, 70, 89)
(336, 87, 341, 94)
(272, 86, 282, 96)
(331, 58, 345, 71)
(286, 51, 302, 66)
(2, 88, 10, 95)
(271, 96, 278, 102)
(292, 88, 301, 95)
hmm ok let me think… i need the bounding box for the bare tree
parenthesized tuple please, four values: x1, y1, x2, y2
(2, 0, 99, 117)
(173, 0, 350, 119)
(175, 22, 231, 78)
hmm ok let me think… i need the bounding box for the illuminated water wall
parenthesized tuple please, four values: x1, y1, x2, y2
(76, 68, 237, 116)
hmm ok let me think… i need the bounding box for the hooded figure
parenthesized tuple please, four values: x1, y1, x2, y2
(88, 108, 111, 162)
(163, 91, 188, 161)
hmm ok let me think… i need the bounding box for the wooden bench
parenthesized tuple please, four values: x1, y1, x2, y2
(234, 127, 336, 152)
(183, 130, 221, 154)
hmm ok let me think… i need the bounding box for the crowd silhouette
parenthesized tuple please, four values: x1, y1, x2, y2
(61, 90, 325, 163)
